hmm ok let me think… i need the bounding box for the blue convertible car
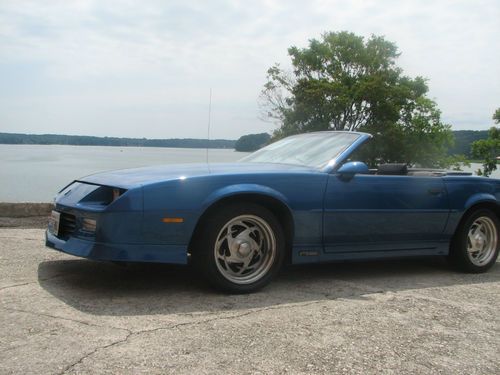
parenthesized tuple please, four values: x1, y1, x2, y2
(46, 131, 500, 292)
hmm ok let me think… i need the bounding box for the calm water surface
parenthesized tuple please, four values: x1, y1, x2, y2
(0, 145, 249, 202)
(1, 144, 499, 202)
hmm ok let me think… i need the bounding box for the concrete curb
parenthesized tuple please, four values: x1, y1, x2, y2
(0, 203, 52, 218)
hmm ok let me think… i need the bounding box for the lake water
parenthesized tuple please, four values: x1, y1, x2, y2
(0, 145, 249, 202)
(0, 144, 498, 202)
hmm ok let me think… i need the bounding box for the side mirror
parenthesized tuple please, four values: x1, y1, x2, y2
(337, 161, 369, 179)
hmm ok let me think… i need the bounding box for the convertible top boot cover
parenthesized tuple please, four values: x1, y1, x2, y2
(377, 163, 408, 175)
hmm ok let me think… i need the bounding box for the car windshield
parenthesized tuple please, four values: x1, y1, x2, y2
(240, 132, 361, 169)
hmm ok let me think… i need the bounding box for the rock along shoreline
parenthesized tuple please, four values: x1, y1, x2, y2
(0, 203, 52, 228)
(0, 202, 53, 218)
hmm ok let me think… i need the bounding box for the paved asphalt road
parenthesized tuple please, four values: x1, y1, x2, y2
(0, 228, 499, 374)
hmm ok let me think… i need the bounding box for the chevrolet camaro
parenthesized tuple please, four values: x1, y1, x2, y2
(46, 131, 500, 292)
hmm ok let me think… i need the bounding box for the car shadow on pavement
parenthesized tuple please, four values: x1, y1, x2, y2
(37, 257, 500, 316)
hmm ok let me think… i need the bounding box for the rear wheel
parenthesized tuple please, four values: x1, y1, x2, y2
(450, 208, 500, 273)
(193, 203, 285, 293)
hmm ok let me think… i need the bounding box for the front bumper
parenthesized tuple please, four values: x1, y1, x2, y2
(45, 230, 188, 264)
(47, 181, 190, 265)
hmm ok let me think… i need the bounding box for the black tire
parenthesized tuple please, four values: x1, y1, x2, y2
(449, 208, 500, 273)
(193, 202, 285, 293)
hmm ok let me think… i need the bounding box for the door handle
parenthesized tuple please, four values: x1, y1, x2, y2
(428, 188, 444, 195)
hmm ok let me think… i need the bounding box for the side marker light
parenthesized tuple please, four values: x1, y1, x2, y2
(162, 218, 184, 223)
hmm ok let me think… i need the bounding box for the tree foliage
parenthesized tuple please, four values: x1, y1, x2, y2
(235, 133, 271, 152)
(493, 108, 500, 124)
(449, 130, 489, 157)
(472, 108, 500, 177)
(260, 31, 454, 167)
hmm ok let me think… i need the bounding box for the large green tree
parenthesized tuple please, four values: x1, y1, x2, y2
(260, 31, 453, 167)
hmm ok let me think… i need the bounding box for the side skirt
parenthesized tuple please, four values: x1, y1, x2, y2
(292, 242, 449, 264)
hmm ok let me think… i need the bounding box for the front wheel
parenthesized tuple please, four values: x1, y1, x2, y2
(193, 203, 285, 293)
(450, 208, 500, 273)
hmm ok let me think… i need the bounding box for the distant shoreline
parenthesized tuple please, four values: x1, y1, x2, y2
(0, 132, 236, 149)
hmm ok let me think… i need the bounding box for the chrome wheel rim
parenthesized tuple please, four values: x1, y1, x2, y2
(467, 216, 498, 266)
(214, 215, 276, 285)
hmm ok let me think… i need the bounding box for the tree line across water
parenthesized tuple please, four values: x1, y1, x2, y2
(0, 132, 235, 149)
(0, 130, 489, 156)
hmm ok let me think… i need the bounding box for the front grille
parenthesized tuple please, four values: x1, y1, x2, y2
(59, 212, 77, 237)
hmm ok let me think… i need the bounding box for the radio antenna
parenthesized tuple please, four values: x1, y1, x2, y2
(206, 88, 212, 165)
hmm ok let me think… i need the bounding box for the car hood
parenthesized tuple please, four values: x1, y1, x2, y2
(78, 162, 318, 189)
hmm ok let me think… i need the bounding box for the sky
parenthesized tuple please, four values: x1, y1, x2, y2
(0, 0, 499, 140)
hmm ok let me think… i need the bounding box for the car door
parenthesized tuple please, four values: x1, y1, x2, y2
(323, 173, 450, 254)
